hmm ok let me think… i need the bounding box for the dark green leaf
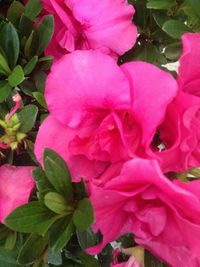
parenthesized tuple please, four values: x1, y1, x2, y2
(145, 250, 168, 266)
(50, 217, 74, 252)
(79, 252, 99, 267)
(34, 71, 47, 93)
(73, 198, 94, 232)
(98, 244, 113, 267)
(18, 104, 38, 133)
(5, 201, 59, 235)
(162, 20, 192, 38)
(164, 42, 182, 60)
(38, 56, 54, 70)
(33, 92, 47, 108)
(7, 1, 24, 27)
(188, 0, 200, 18)
(153, 11, 169, 28)
(147, 0, 176, 9)
(77, 228, 99, 250)
(32, 167, 53, 192)
(0, 22, 20, 69)
(24, 56, 38, 75)
(0, 247, 23, 267)
(24, 0, 42, 20)
(19, 14, 34, 38)
(34, 15, 54, 56)
(129, 43, 159, 63)
(24, 31, 34, 58)
(43, 148, 73, 199)
(18, 233, 48, 264)
(0, 53, 11, 75)
(0, 81, 12, 102)
(8, 65, 25, 87)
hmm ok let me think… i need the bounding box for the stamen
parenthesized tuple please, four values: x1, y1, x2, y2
(6, 93, 21, 121)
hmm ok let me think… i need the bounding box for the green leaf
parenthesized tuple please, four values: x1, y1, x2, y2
(0, 53, 11, 75)
(145, 250, 168, 266)
(34, 71, 47, 93)
(48, 249, 62, 266)
(153, 11, 169, 28)
(164, 42, 182, 60)
(18, 233, 49, 264)
(147, 0, 176, 9)
(162, 20, 192, 38)
(130, 43, 159, 63)
(0, 248, 23, 267)
(24, 0, 42, 20)
(32, 167, 53, 193)
(18, 104, 38, 133)
(24, 31, 34, 58)
(4, 231, 17, 250)
(0, 81, 12, 103)
(24, 56, 38, 75)
(73, 198, 94, 232)
(0, 22, 20, 69)
(43, 148, 73, 199)
(50, 217, 74, 252)
(38, 56, 53, 70)
(44, 192, 73, 215)
(25, 139, 38, 163)
(5, 201, 59, 236)
(19, 14, 34, 38)
(77, 228, 99, 250)
(79, 252, 99, 267)
(8, 65, 25, 87)
(34, 15, 54, 56)
(98, 244, 113, 267)
(7, 1, 24, 27)
(188, 0, 200, 18)
(33, 92, 47, 109)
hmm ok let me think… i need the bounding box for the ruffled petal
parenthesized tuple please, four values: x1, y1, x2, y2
(178, 33, 200, 95)
(67, 0, 137, 55)
(45, 51, 131, 127)
(0, 165, 35, 222)
(34, 115, 107, 181)
(121, 62, 178, 147)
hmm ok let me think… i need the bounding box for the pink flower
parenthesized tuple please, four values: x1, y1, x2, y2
(41, 0, 137, 60)
(153, 33, 200, 172)
(87, 158, 200, 267)
(0, 165, 35, 222)
(34, 50, 177, 183)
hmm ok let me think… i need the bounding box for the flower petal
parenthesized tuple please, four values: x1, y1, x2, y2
(67, 0, 137, 55)
(45, 51, 131, 127)
(178, 33, 200, 95)
(34, 115, 107, 181)
(0, 165, 35, 222)
(121, 62, 177, 146)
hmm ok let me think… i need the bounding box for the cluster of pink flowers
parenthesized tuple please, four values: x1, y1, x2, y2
(34, 32, 200, 266)
(2, 0, 200, 266)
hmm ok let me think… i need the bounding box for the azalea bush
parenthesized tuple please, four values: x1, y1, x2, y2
(0, 0, 200, 266)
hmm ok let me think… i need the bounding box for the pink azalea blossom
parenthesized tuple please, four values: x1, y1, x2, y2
(153, 33, 200, 172)
(40, 0, 137, 60)
(35, 50, 177, 183)
(87, 158, 200, 267)
(0, 165, 35, 222)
